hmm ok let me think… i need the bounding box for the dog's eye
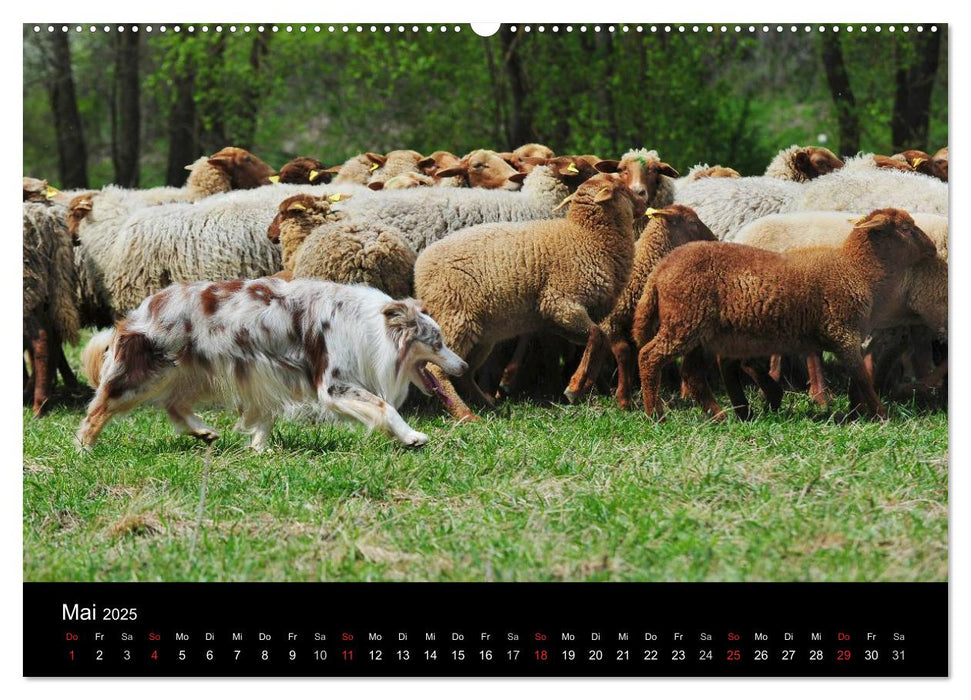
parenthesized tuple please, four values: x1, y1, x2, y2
(433, 341, 442, 351)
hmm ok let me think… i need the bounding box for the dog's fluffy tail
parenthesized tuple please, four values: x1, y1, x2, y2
(80, 328, 116, 388)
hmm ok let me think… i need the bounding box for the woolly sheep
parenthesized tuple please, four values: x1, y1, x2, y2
(733, 210, 948, 402)
(90, 181, 374, 317)
(564, 205, 717, 408)
(414, 174, 646, 422)
(325, 153, 378, 184)
(675, 175, 803, 240)
(368, 172, 436, 191)
(793, 166, 948, 218)
(632, 209, 937, 420)
(366, 149, 425, 187)
(269, 194, 417, 299)
(763, 144, 844, 182)
(329, 164, 582, 253)
(514, 143, 555, 160)
(23, 201, 80, 416)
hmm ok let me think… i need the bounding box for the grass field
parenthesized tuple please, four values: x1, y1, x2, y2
(23, 334, 948, 582)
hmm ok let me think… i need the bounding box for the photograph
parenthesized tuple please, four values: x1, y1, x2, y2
(22, 21, 947, 591)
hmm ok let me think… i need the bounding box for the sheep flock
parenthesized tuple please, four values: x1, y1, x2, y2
(24, 141, 947, 431)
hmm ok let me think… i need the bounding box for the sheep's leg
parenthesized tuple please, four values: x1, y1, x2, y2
(637, 333, 686, 420)
(836, 346, 887, 420)
(565, 328, 610, 402)
(497, 334, 532, 398)
(55, 336, 79, 388)
(23, 357, 34, 406)
(683, 348, 727, 419)
(426, 365, 478, 422)
(322, 383, 428, 447)
(538, 300, 606, 403)
(910, 327, 936, 380)
(768, 354, 782, 382)
(166, 403, 220, 444)
(30, 326, 53, 418)
(453, 341, 497, 410)
(717, 356, 751, 421)
(612, 338, 637, 409)
(805, 353, 829, 407)
(741, 360, 784, 412)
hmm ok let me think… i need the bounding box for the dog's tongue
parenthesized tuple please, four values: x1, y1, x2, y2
(421, 366, 453, 407)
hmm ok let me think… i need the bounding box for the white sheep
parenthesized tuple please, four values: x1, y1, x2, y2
(675, 176, 803, 240)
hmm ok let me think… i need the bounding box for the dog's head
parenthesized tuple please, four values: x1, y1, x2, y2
(382, 299, 467, 397)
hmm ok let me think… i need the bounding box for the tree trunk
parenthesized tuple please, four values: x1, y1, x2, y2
(499, 25, 532, 149)
(41, 33, 89, 189)
(820, 33, 860, 157)
(891, 32, 942, 152)
(165, 39, 199, 187)
(111, 29, 141, 187)
(235, 30, 270, 150)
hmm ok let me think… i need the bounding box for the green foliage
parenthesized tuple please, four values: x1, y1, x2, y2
(23, 24, 948, 187)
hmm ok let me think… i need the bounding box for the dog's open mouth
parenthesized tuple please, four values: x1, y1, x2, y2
(417, 362, 452, 406)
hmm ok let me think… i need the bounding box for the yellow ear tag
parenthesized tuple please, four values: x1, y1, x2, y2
(369, 162, 380, 172)
(289, 202, 307, 211)
(44, 185, 60, 199)
(308, 169, 320, 182)
(644, 207, 660, 218)
(852, 216, 867, 225)
(567, 163, 579, 174)
(552, 193, 575, 212)
(268, 175, 281, 184)
(912, 158, 926, 168)
(327, 193, 345, 203)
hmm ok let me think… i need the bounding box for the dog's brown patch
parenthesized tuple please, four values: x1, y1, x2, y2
(147, 289, 171, 318)
(235, 328, 253, 354)
(105, 331, 170, 398)
(304, 331, 329, 388)
(247, 282, 279, 306)
(201, 280, 243, 315)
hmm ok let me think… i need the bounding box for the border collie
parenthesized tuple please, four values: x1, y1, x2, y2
(77, 278, 467, 452)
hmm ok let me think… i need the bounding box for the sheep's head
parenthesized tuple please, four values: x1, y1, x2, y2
(851, 208, 937, 270)
(563, 173, 647, 220)
(369, 172, 435, 191)
(692, 165, 742, 180)
(66, 192, 97, 244)
(418, 150, 462, 177)
(644, 204, 717, 246)
(793, 146, 844, 180)
(933, 146, 948, 181)
(23, 177, 51, 203)
(523, 155, 599, 191)
(513, 143, 555, 160)
(897, 149, 948, 182)
(873, 155, 915, 173)
(266, 193, 349, 243)
(205, 146, 277, 189)
(436, 149, 523, 190)
(594, 152, 679, 204)
(275, 156, 329, 185)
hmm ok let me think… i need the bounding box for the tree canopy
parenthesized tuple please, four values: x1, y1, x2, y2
(23, 24, 948, 189)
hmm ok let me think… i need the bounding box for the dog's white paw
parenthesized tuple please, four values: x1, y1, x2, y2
(403, 431, 429, 448)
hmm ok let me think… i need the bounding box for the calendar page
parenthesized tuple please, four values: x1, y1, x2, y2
(21, 19, 948, 678)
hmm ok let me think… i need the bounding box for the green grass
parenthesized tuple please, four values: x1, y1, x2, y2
(23, 334, 948, 582)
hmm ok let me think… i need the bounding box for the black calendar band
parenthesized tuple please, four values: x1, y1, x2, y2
(24, 581, 947, 677)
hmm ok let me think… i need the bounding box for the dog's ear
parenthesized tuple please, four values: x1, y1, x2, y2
(382, 300, 416, 326)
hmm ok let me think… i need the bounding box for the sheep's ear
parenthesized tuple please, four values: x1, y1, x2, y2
(507, 172, 527, 184)
(593, 186, 614, 203)
(368, 181, 385, 191)
(365, 152, 387, 166)
(793, 150, 812, 172)
(644, 207, 664, 218)
(854, 212, 889, 230)
(322, 164, 343, 174)
(71, 197, 93, 213)
(417, 157, 437, 170)
(595, 159, 620, 173)
(435, 166, 467, 178)
(658, 162, 680, 178)
(286, 201, 308, 212)
(207, 155, 235, 172)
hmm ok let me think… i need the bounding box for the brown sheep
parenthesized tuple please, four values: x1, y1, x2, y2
(435, 149, 524, 190)
(564, 205, 717, 408)
(189, 146, 277, 193)
(872, 154, 916, 173)
(514, 143, 556, 160)
(366, 149, 425, 187)
(273, 156, 329, 185)
(368, 172, 436, 191)
(324, 153, 378, 184)
(268, 194, 416, 299)
(933, 146, 948, 181)
(632, 208, 937, 420)
(764, 145, 844, 182)
(414, 174, 646, 421)
(418, 150, 463, 182)
(895, 149, 948, 182)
